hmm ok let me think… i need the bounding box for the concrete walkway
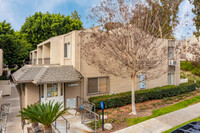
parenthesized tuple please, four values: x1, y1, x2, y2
(3, 83, 21, 133)
(114, 102, 200, 133)
(56, 109, 94, 133)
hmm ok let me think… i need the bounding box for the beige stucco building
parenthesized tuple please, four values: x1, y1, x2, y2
(12, 30, 180, 109)
(181, 35, 200, 61)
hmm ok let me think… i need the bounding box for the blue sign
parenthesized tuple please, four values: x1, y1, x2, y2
(100, 102, 104, 109)
(80, 105, 83, 111)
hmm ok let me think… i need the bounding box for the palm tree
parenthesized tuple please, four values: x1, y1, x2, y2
(18, 101, 67, 133)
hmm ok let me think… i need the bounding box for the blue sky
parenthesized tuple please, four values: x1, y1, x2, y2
(0, 0, 196, 40)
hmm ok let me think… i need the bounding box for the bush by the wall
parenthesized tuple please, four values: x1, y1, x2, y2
(191, 68, 200, 76)
(89, 83, 197, 110)
(0, 75, 7, 80)
(181, 61, 195, 71)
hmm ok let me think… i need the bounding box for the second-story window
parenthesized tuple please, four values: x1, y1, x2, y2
(64, 42, 70, 58)
(168, 46, 174, 58)
(168, 40, 175, 58)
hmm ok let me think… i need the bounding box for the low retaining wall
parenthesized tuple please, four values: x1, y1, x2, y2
(0, 80, 11, 96)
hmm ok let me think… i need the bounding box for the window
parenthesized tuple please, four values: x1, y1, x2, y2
(64, 42, 70, 58)
(47, 83, 58, 97)
(168, 73, 174, 85)
(88, 77, 109, 94)
(139, 75, 146, 89)
(168, 40, 175, 58)
(168, 47, 174, 58)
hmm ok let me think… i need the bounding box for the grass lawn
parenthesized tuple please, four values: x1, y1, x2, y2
(127, 94, 200, 126)
(162, 116, 200, 133)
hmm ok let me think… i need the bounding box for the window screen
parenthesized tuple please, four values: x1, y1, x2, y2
(168, 47, 174, 58)
(64, 43, 70, 58)
(99, 77, 108, 92)
(88, 77, 109, 94)
(88, 78, 98, 93)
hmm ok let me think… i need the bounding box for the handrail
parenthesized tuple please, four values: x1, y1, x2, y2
(77, 96, 95, 106)
(81, 106, 99, 133)
(52, 115, 70, 133)
(76, 96, 96, 113)
(81, 106, 99, 121)
(61, 115, 70, 129)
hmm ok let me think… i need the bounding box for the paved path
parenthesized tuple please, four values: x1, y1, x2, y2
(55, 109, 94, 133)
(3, 83, 21, 133)
(114, 102, 200, 133)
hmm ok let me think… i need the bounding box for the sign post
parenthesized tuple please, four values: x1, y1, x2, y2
(100, 102, 104, 131)
(80, 105, 83, 123)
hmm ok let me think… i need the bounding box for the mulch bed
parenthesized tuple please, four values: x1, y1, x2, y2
(90, 89, 200, 133)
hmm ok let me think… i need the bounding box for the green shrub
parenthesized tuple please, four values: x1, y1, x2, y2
(191, 68, 200, 76)
(181, 61, 194, 71)
(180, 71, 187, 79)
(89, 83, 197, 110)
(0, 75, 7, 80)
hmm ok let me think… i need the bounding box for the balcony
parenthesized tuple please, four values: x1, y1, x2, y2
(44, 58, 50, 65)
(33, 59, 36, 65)
(38, 58, 42, 65)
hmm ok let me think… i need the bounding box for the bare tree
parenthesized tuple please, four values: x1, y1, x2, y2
(182, 37, 200, 61)
(80, 0, 180, 114)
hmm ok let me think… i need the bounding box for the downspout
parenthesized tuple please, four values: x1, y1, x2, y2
(39, 85, 41, 104)
(64, 83, 66, 108)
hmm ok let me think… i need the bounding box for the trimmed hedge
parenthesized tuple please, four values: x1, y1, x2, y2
(89, 83, 197, 110)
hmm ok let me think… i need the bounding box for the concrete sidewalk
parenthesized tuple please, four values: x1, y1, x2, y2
(55, 109, 94, 133)
(3, 82, 21, 133)
(114, 102, 200, 133)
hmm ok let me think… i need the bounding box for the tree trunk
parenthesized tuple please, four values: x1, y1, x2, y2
(32, 122, 40, 133)
(44, 125, 52, 133)
(130, 74, 137, 115)
(159, 23, 163, 38)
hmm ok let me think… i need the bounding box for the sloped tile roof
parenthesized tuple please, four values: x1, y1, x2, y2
(12, 65, 83, 84)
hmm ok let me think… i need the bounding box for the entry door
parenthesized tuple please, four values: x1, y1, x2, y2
(40, 83, 64, 109)
(65, 82, 81, 109)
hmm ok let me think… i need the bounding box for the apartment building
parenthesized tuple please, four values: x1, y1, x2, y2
(181, 35, 200, 61)
(12, 30, 180, 109)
